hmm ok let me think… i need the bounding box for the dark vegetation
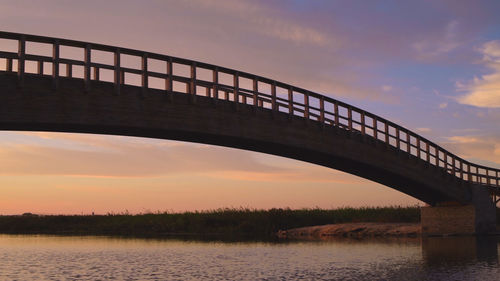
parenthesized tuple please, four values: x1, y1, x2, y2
(0, 207, 421, 238)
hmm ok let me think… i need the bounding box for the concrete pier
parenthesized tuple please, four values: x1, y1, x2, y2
(421, 186, 496, 235)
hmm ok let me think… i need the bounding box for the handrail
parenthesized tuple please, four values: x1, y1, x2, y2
(0, 31, 499, 190)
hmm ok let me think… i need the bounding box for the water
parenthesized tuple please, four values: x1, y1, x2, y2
(0, 235, 499, 280)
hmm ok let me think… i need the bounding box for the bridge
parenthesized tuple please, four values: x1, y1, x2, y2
(0, 31, 498, 234)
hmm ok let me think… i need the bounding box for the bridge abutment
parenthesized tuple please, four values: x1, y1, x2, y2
(421, 185, 496, 235)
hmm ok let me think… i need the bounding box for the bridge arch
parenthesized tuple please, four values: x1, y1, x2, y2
(0, 31, 499, 208)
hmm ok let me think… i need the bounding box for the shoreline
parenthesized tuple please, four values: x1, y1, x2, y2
(277, 222, 421, 239)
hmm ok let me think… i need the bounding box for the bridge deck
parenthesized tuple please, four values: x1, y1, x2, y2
(0, 31, 498, 196)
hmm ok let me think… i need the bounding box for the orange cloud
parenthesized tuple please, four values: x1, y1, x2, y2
(457, 40, 500, 108)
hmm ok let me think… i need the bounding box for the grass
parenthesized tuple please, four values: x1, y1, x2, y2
(0, 206, 421, 238)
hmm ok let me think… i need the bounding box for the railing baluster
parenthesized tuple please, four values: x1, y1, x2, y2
(17, 35, 25, 86)
(142, 53, 148, 95)
(93, 67, 100, 81)
(6, 58, 12, 72)
(52, 39, 59, 90)
(373, 117, 378, 139)
(253, 77, 258, 110)
(166, 57, 173, 101)
(66, 63, 72, 77)
(288, 86, 293, 117)
(37, 60, 43, 76)
(84, 44, 91, 92)
(233, 72, 239, 106)
(114, 49, 121, 95)
(271, 81, 277, 112)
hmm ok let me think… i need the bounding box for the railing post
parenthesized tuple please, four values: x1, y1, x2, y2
(426, 142, 430, 163)
(304, 93, 310, 120)
(373, 117, 378, 139)
(190, 61, 196, 103)
(467, 164, 472, 182)
(288, 86, 293, 118)
(142, 53, 148, 95)
(334, 102, 339, 127)
(443, 152, 448, 171)
(17, 35, 26, 87)
(395, 128, 400, 150)
(384, 122, 389, 144)
(166, 57, 173, 101)
(233, 72, 239, 108)
(253, 77, 258, 111)
(212, 67, 218, 104)
(271, 81, 277, 112)
(416, 137, 421, 159)
(52, 39, 59, 90)
(347, 107, 352, 130)
(320, 96, 325, 124)
(114, 48, 121, 95)
(406, 131, 410, 153)
(84, 44, 91, 92)
(459, 160, 463, 180)
(360, 111, 365, 134)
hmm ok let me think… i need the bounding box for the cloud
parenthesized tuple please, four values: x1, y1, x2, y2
(416, 128, 432, 133)
(412, 20, 461, 61)
(457, 40, 500, 108)
(442, 134, 500, 166)
(439, 102, 448, 109)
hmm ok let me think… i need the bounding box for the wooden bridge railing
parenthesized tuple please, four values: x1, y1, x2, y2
(0, 31, 499, 192)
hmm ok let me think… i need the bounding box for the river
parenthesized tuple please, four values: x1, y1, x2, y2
(0, 234, 499, 280)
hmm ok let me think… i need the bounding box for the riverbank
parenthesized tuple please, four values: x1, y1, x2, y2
(0, 207, 420, 238)
(277, 222, 421, 239)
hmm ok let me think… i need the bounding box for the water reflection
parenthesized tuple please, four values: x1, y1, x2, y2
(422, 236, 498, 264)
(0, 234, 498, 280)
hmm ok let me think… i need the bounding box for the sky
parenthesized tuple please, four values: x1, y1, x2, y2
(0, 0, 499, 214)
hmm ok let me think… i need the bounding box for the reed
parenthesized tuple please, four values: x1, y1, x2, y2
(0, 206, 421, 238)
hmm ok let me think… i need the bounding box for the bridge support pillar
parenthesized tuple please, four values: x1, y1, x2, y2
(421, 185, 496, 235)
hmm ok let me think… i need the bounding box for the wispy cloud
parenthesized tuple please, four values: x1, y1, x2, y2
(412, 20, 461, 61)
(457, 40, 500, 108)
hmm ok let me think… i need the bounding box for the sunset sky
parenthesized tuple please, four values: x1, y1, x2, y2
(0, 0, 499, 214)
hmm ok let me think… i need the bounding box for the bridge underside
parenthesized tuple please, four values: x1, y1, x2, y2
(0, 73, 481, 206)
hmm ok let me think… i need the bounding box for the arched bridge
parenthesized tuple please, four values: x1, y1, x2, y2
(0, 32, 499, 224)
